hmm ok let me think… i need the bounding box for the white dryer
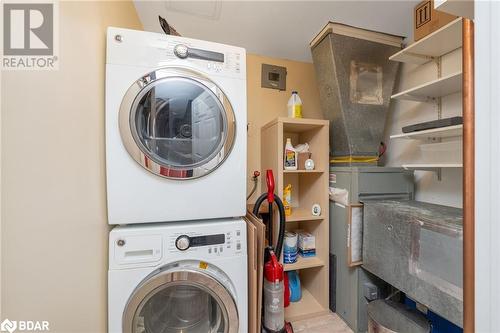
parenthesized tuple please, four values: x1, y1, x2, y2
(105, 27, 247, 225)
(108, 219, 247, 333)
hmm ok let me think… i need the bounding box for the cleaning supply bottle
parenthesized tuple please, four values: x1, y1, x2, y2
(287, 91, 303, 118)
(283, 184, 292, 216)
(284, 138, 297, 170)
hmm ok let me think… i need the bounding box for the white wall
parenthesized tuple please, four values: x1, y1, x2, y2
(0, 63, 2, 319)
(383, 48, 463, 208)
(475, 1, 500, 331)
(1, 2, 142, 331)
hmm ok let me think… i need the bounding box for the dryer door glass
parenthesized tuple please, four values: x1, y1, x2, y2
(120, 69, 236, 180)
(135, 284, 225, 333)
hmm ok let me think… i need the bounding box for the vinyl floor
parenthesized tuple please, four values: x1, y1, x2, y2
(292, 312, 354, 333)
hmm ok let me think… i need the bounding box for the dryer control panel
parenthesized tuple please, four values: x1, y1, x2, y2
(106, 27, 245, 79)
(166, 40, 242, 76)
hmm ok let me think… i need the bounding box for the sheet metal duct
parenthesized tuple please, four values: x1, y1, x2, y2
(363, 200, 463, 327)
(310, 23, 403, 161)
(367, 300, 431, 333)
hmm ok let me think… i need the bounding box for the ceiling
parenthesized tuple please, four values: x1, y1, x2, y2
(133, 1, 419, 62)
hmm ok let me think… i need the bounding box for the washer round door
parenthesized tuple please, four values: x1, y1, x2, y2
(119, 67, 236, 180)
(123, 264, 239, 333)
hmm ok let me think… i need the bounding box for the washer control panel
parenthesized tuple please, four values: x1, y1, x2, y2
(109, 220, 247, 269)
(175, 233, 225, 251)
(169, 229, 243, 256)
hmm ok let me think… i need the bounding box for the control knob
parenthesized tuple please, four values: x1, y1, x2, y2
(174, 44, 188, 59)
(175, 235, 190, 251)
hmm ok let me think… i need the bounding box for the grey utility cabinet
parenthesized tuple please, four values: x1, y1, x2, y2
(329, 167, 414, 333)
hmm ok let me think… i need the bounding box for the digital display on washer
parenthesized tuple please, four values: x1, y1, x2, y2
(188, 48, 224, 63)
(190, 234, 225, 247)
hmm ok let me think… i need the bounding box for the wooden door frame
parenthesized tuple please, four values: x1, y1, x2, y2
(462, 18, 474, 333)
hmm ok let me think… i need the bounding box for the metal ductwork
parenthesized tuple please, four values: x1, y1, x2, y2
(310, 23, 403, 163)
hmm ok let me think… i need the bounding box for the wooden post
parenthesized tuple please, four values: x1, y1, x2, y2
(462, 18, 474, 333)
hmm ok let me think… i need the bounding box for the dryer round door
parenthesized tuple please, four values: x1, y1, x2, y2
(123, 265, 239, 333)
(119, 67, 236, 180)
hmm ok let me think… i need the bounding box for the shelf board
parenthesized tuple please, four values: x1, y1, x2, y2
(283, 169, 325, 174)
(391, 71, 462, 102)
(389, 18, 462, 64)
(261, 117, 329, 133)
(403, 163, 463, 171)
(284, 256, 324, 272)
(390, 124, 463, 140)
(286, 208, 324, 223)
(285, 288, 330, 322)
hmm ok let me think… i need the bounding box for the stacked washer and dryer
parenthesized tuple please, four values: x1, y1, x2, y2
(105, 27, 248, 333)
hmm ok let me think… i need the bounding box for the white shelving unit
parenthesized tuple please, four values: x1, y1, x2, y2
(390, 124, 463, 140)
(389, 18, 463, 65)
(391, 71, 462, 102)
(389, 18, 463, 178)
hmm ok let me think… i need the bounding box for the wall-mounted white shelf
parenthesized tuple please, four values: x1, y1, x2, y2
(419, 140, 462, 152)
(391, 71, 462, 102)
(435, 0, 473, 20)
(389, 16, 463, 180)
(390, 124, 463, 140)
(389, 18, 462, 65)
(403, 163, 463, 171)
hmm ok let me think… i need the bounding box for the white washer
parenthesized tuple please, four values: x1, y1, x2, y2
(105, 27, 247, 225)
(108, 219, 247, 333)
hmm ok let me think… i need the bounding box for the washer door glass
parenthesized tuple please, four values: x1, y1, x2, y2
(119, 68, 236, 180)
(135, 284, 225, 333)
(123, 267, 239, 333)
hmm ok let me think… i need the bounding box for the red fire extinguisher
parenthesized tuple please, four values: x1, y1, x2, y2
(263, 249, 285, 333)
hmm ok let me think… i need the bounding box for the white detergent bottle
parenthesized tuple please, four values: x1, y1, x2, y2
(287, 91, 303, 118)
(284, 138, 298, 170)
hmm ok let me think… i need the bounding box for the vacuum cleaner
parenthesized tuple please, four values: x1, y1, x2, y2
(253, 170, 293, 333)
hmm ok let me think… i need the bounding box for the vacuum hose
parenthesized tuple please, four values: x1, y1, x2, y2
(252, 192, 286, 260)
